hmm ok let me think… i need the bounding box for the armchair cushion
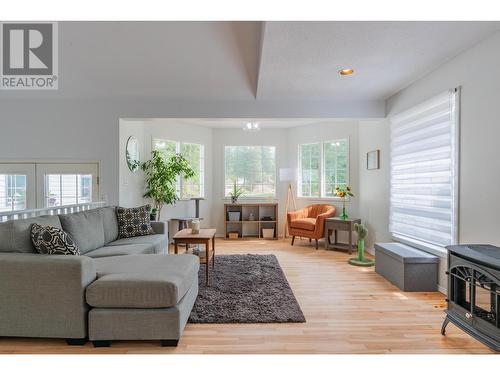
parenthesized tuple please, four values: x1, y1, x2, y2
(290, 218, 316, 231)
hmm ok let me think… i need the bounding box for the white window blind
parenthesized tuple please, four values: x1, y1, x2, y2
(389, 89, 459, 249)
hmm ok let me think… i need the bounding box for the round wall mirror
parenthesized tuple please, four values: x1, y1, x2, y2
(126, 136, 140, 172)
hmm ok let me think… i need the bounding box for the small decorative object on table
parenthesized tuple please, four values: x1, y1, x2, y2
(248, 212, 255, 221)
(348, 223, 374, 267)
(334, 185, 354, 220)
(191, 219, 200, 234)
(229, 180, 243, 204)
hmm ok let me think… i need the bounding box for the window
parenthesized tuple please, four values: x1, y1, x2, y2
(389, 89, 459, 249)
(298, 139, 349, 198)
(152, 139, 205, 199)
(152, 139, 177, 159)
(0, 175, 27, 212)
(224, 146, 276, 197)
(45, 174, 92, 207)
(181, 143, 205, 198)
(299, 143, 320, 197)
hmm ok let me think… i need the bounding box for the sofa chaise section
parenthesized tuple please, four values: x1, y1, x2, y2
(86, 254, 199, 346)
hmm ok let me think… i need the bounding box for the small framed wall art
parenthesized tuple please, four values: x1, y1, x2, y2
(367, 150, 380, 170)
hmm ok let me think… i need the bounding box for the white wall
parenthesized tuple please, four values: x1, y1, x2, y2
(0, 98, 383, 209)
(119, 119, 213, 239)
(358, 120, 391, 252)
(386, 30, 500, 292)
(288, 120, 360, 218)
(211, 128, 289, 236)
(387, 30, 500, 246)
(119, 120, 147, 208)
(118, 120, 366, 240)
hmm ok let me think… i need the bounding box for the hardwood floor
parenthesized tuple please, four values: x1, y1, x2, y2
(0, 238, 494, 354)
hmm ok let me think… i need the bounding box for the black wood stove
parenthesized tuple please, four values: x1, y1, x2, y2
(442, 244, 500, 351)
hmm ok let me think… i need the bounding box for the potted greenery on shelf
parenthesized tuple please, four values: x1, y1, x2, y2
(141, 149, 195, 220)
(229, 180, 243, 203)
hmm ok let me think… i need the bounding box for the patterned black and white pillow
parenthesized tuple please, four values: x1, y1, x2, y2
(31, 224, 80, 255)
(116, 204, 155, 238)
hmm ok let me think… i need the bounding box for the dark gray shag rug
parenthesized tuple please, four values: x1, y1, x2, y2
(188, 254, 306, 324)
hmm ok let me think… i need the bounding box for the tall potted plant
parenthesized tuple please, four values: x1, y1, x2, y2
(141, 150, 195, 220)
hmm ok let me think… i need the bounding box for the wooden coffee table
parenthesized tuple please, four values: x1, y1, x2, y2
(173, 228, 216, 286)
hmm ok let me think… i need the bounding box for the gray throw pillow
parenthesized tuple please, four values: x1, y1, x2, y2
(116, 205, 155, 238)
(31, 224, 80, 255)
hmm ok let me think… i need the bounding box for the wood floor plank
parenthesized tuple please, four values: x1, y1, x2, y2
(0, 238, 495, 354)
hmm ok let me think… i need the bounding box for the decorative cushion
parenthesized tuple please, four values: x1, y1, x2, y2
(290, 218, 316, 231)
(59, 209, 105, 254)
(0, 215, 62, 253)
(116, 205, 155, 238)
(30, 224, 80, 255)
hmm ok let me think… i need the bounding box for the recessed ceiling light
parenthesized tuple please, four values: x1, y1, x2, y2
(339, 68, 354, 76)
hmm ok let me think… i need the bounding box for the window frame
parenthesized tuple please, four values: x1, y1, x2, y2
(152, 138, 205, 200)
(223, 145, 277, 200)
(297, 138, 350, 199)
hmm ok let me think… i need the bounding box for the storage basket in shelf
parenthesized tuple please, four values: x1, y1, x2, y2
(228, 212, 241, 221)
(262, 228, 275, 239)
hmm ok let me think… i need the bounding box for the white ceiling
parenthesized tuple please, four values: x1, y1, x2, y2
(257, 21, 500, 100)
(2, 21, 500, 101)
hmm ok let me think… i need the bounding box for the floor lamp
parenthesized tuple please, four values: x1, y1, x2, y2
(280, 168, 297, 239)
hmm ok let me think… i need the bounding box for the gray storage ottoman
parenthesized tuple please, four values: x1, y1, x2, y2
(375, 242, 438, 292)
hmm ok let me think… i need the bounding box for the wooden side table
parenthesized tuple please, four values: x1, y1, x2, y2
(324, 217, 361, 254)
(173, 228, 216, 286)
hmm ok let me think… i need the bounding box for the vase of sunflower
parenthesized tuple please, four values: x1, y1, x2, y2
(334, 185, 354, 220)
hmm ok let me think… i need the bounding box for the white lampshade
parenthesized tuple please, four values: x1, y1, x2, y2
(279, 168, 296, 182)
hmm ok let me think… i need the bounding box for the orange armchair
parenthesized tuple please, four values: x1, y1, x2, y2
(287, 204, 336, 249)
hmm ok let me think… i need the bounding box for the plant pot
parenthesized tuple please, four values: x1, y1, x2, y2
(150, 210, 157, 221)
(231, 197, 238, 204)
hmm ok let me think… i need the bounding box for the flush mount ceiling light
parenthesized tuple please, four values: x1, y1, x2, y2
(243, 122, 260, 132)
(338, 68, 354, 76)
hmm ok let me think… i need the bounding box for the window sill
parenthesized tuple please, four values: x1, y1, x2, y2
(296, 196, 350, 202)
(222, 197, 277, 202)
(392, 234, 447, 258)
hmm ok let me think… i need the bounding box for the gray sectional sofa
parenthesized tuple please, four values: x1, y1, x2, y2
(0, 206, 200, 347)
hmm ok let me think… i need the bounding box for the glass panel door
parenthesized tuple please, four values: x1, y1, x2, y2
(0, 164, 36, 212)
(36, 163, 99, 208)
